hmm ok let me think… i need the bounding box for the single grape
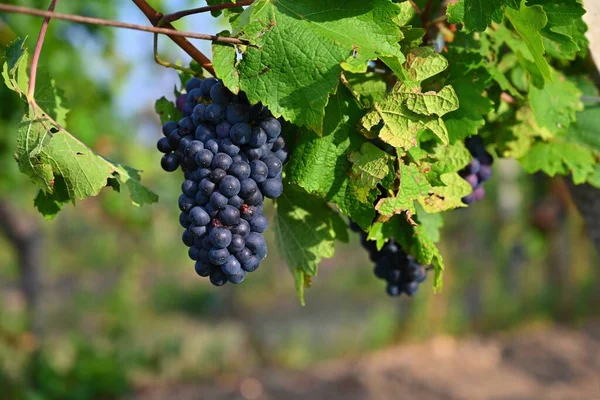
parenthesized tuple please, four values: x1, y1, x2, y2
(162, 121, 178, 137)
(227, 271, 246, 284)
(245, 232, 266, 258)
(198, 178, 216, 197)
(246, 147, 263, 161)
(204, 139, 219, 155)
(192, 104, 206, 125)
(205, 103, 225, 124)
(157, 137, 172, 153)
(219, 139, 240, 157)
(195, 124, 215, 142)
(219, 175, 241, 198)
(184, 141, 204, 159)
(478, 165, 493, 181)
(209, 269, 228, 286)
(468, 158, 481, 174)
(195, 149, 214, 168)
(200, 77, 218, 97)
(259, 117, 282, 139)
(219, 205, 241, 226)
(222, 256, 243, 276)
(264, 156, 283, 178)
(189, 206, 211, 226)
(463, 174, 479, 189)
(209, 168, 227, 183)
(473, 186, 486, 201)
(178, 117, 195, 135)
(182, 180, 198, 198)
(231, 219, 251, 238)
(186, 77, 203, 92)
(226, 103, 250, 125)
(241, 255, 260, 272)
(274, 149, 288, 163)
(462, 193, 476, 205)
(178, 194, 195, 212)
(244, 190, 264, 206)
(228, 234, 245, 253)
(235, 247, 252, 264)
(249, 127, 267, 148)
(205, 203, 219, 218)
(209, 248, 230, 265)
(189, 225, 207, 238)
(189, 246, 200, 261)
(210, 227, 232, 249)
(209, 192, 229, 209)
(210, 82, 232, 104)
(216, 120, 233, 139)
(250, 215, 268, 233)
(230, 161, 251, 180)
(195, 261, 214, 277)
(228, 196, 244, 208)
(259, 178, 284, 199)
(211, 153, 233, 171)
(239, 179, 258, 199)
(168, 129, 182, 149)
(271, 136, 285, 151)
(230, 123, 252, 145)
(386, 284, 401, 297)
(250, 160, 268, 183)
(180, 212, 191, 228)
(182, 229, 195, 247)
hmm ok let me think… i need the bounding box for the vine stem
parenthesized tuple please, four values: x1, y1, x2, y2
(408, 0, 422, 15)
(0, 4, 246, 45)
(28, 0, 59, 99)
(158, 0, 255, 26)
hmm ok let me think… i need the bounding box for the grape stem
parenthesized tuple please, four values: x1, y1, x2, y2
(28, 0, 60, 100)
(158, 0, 255, 26)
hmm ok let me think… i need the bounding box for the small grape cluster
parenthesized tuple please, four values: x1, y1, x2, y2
(157, 77, 287, 286)
(460, 136, 494, 205)
(351, 224, 428, 297)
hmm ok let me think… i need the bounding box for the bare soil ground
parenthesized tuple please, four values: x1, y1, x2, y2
(133, 321, 600, 400)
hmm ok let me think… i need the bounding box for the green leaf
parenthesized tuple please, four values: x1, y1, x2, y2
(274, 183, 346, 304)
(420, 173, 472, 212)
(154, 97, 180, 125)
(4, 39, 158, 217)
(447, 0, 465, 24)
(286, 87, 375, 229)
(565, 106, 600, 154)
(2, 37, 29, 95)
(348, 142, 393, 202)
(344, 72, 388, 108)
(462, 0, 518, 32)
(212, 42, 240, 93)
(228, 0, 407, 134)
(529, 70, 582, 134)
(405, 47, 448, 83)
(505, 1, 553, 82)
(405, 86, 459, 117)
(375, 163, 431, 216)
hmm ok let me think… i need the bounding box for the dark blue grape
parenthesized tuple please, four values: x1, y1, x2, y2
(219, 139, 240, 156)
(226, 103, 250, 125)
(219, 176, 241, 198)
(195, 149, 213, 168)
(157, 137, 171, 153)
(231, 219, 251, 238)
(230, 161, 251, 180)
(209, 227, 232, 249)
(211, 153, 233, 171)
(182, 180, 198, 198)
(186, 88, 203, 105)
(182, 229, 195, 247)
(241, 205, 258, 221)
(260, 178, 284, 199)
(228, 195, 244, 208)
(189, 206, 210, 226)
(478, 165, 493, 181)
(386, 284, 401, 297)
(178, 194, 195, 212)
(227, 271, 246, 284)
(182, 102, 194, 116)
(189, 246, 200, 260)
(180, 212, 191, 228)
(205, 103, 225, 124)
(209, 269, 228, 286)
(189, 225, 207, 238)
(222, 256, 243, 276)
(162, 121, 178, 137)
(216, 121, 232, 139)
(228, 234, 245, 253)
(178, 117, 195, 135)
(241, 256, 260, 272)
(462, 193, 476, 205)
(236, 247, 252, 264)
(195, 192, 209, 205)
(199, 178, 216, 197)
(160, 153, 179, 172)
(168, 129, 182, 149)
(250, 215, 268, 233)
(250, 160, 268, 183)
(264, 156, 282, 178)
(195, 124, 215, 142)
(198, 248, 210, 263)
(274, 149, 288, 163)
(209, 248, 230, 265)
(246, 147, 263, 161)
(204, 139, 219, 154)
(210, 82, 232, 104)
(249, 127, 267, 147)
(200, 77, 218, 97)
(244, 190, 264, 206)
(259, 118, 281, 139)
(271, 136, 285, 151)
(210, 192, 229, 209)
(219, 205, 240, 226)
(209, 168, 227, 183)
(186, 77, 203, 92)
(179, 136, 193, 152)
(192, 104, 206, 125)
(185, 141, 204, 159)
(245, 232, 266, 259)
(467, 158, 481, 174)
(201, 236, 212, 250)
(230, 123, 252, 145)
(205, 203, 219, 218)
(402, 281, 419, 296)
(195, 261, 214, 277)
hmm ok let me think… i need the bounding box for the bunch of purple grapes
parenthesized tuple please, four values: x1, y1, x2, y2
(157, 77, 288, 286)
(460, 136, 494, 205)
(350, 224, 428, 297)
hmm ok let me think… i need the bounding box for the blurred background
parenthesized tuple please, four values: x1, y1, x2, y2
(0, 1, 599, 399)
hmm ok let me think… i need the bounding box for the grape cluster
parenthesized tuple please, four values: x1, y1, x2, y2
(350, 224, 428, 297)
(157, 77, 288, 286)
(460, 136, 494, 205)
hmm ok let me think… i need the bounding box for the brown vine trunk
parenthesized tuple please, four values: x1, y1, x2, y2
(0, 199, 44, 338)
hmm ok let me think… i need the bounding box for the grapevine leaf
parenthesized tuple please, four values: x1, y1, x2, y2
(420, 173, 472, 213)
(447, 0, 465, 24)
(154, 97, 179, 125)
(415, 203, 443, 243)
(228, 0, 407, 134)
(206, 0, 245, 21)
(405, 47, 448, 83)
(462, 0, 519, 32)
(212, 42, 240, 93)
(348, 142, 393, 202)
(344, 72, 387, 109)
(565, 106, 600, 153)
(519, 140, 596, 184)
(505, 2, 553, 82)
(274, 183, 346, 304)
(427, 142, 472, 178)
(375, 163, 430, 216)
(2, 37, 28, 95)
(529, 70, 582, 134)
(4, 40, 158, 216)
(405, 86, 459, 117)
(286, 87, 376, 229)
